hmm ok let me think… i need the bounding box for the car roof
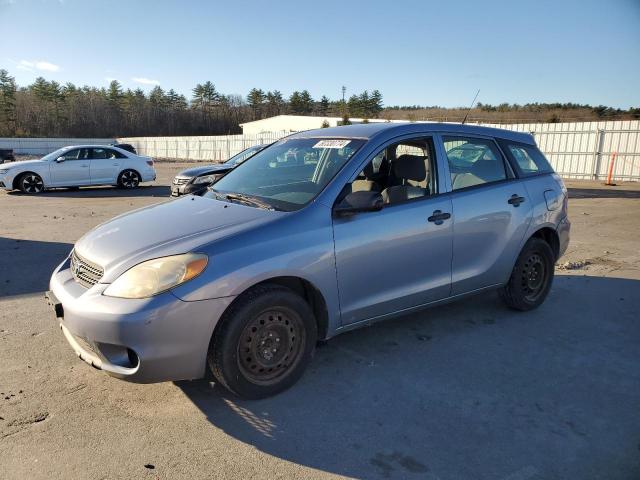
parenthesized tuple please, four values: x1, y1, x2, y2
(62, 145, 126, 149)
(289, 122, 535, 144)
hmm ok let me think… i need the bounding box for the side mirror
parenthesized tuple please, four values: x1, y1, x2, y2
(55, 156, 65, 163)
(334, 191, 384, 216)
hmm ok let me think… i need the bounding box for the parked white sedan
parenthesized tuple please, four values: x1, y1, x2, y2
(0, 145, 156, 193)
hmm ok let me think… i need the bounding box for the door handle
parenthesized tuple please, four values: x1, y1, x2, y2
(81, 164, 89, 168)
(428, 210, 451, 225)
(508, 194, 526, 207)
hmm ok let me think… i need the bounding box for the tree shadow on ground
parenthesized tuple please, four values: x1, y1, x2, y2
(6, 185, 170, 199)
(177, 275, 640, 480)
(0, 237, 73, 297)
(568, 186, 640, 199)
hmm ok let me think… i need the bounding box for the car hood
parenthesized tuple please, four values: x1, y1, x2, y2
(74, 195, 284, 282)
(3, 159, 46, 170)
(177, 164, 232, 178)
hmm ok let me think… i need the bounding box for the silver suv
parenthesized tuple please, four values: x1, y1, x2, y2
(47, 123, 570, 399)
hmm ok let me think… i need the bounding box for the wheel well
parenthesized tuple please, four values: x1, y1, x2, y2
(232, 276, 330, 340)
(119, 168, 140, 179)
(12, 171, 38, 190)
(531, 227, 560, 260)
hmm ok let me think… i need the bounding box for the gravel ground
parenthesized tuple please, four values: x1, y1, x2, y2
(1, 163, 639, 480)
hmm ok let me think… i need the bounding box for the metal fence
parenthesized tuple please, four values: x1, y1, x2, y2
(0, 137, 115, 156)
(2, 120, 639, 181)
(483, 120, 640, 181)
(117, 131, 290, 162)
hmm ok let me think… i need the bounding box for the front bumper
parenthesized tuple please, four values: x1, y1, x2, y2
(170, 182, 208, 197)
(48, 259, 234, 383)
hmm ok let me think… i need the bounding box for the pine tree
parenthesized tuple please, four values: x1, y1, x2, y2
(319, 95, 330, 115)
(0, 69, 17, 136)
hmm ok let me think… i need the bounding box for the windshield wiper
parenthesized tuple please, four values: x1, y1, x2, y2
(224, 192, 276, 211)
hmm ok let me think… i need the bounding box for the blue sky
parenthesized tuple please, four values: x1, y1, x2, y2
(1, 0, 639, 108)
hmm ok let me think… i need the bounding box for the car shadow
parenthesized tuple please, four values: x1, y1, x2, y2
(0, 237, 73, 297)
(6, 185, 170, 199)
(176, 274, 640, 479)
(568, 186, 640, 199)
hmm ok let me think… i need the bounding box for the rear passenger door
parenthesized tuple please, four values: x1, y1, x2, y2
(441, 135, 533, 295)
(89, 147, 124, 185)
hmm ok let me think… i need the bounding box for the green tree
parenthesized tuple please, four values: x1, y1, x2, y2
(247, 88, 265, 119)
(0, 69, 17, 136)
(318, 95, 330, 115)
(289, 91, 303, 114)
(299, 90, 314, 114)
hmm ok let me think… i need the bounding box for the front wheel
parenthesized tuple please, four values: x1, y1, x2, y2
(208, 284, 317, 399)
(500, 237, 555, 311)
(19, 173, 45, 194)
(118, 169, 140, 189)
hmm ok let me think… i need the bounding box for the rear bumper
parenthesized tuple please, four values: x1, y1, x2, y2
(556, 215, 570, 259)
(48, 259, 234, 383)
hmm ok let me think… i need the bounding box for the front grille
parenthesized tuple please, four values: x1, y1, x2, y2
(70, 250, 104, 288)
(173, 177, 189, 185)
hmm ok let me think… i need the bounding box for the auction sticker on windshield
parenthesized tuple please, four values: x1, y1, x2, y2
(313, 140, 351, 149)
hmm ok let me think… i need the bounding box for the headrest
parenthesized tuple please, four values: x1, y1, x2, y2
(394, 154, 426, 181)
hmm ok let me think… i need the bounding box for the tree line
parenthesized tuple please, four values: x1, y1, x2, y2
(0, 69, 383, 138)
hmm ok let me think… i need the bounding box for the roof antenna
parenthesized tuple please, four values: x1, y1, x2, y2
(461, 89, 480, 124)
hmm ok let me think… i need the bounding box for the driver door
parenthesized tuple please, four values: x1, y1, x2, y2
(332, 136, 453, 325)
(49, 148, 91, 186)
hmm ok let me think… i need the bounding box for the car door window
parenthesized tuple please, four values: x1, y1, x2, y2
(349, 137, 436, 204)
(443, 137, 507, 191)
(58, 148, 89, 161)
(91, 148, 111, 159)
(505, 143, 553, 176)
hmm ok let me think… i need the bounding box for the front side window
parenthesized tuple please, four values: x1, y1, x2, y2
(58, 148, 89, 161)
(506, 143, 553, 176)
(207, 137, 365, 211)
(443, 137, 507, 191)
(348, 137, 436, 204)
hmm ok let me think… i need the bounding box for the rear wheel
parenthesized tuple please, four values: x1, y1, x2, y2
(118, 169, 140, 189)
(500, 237, 555, 311)
(208, 284, 317, 399)
(18, 173, 45, 194)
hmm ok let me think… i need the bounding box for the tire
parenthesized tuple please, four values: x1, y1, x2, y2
(500, 237, 555, 311)
(208, 284, 317, 399)
(18, 172, 45, 194)
(117, 169, 141, 189)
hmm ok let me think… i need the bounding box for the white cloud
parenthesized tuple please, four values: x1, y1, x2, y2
(132, 77, 160, 86)
(17, 60, 60, 73)
(104, 77, 117, 82)
(35, 61, 60, 72)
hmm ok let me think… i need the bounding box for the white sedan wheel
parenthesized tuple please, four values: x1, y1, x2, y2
(20, 173, 45, 194)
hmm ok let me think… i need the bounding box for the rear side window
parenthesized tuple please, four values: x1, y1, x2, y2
(91, 148, 126, 159)
(443, 137, 507, 191)
(506, 143, 553, 176)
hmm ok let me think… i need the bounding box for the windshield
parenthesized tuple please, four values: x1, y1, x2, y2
(224, 144, 267, 166)
(41, 147, 73, 162)
(206, 137, 365, 211)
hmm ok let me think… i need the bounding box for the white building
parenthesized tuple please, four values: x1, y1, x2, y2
(239, 115, 406, 135)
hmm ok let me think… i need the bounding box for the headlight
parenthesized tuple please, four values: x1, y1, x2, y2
(103, 253, 208, 299)
(193, 174, 217, 185)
